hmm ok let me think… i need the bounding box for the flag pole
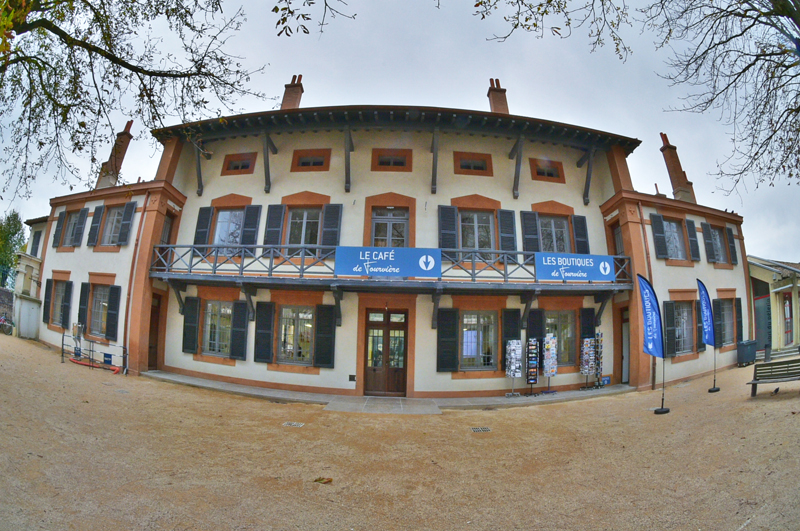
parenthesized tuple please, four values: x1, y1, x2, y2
(654, 356, 670, 414)
(708, 347, 720, 393)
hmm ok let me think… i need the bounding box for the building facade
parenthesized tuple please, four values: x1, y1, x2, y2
(32, 78, 751, 397)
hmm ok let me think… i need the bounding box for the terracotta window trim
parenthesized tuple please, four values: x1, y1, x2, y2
(291, 149, 332, 172)
(530, 158, 566, 184)
(371, 148, 412, 172)
(453, 152, 493, 177)
(671, 352, 701, 364)
(221, 152, 257, 176)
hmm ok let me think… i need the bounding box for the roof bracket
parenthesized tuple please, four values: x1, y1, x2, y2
(240, 284, 258, 321)
(582, 148, 596, 206)
(332, 285, 343, 327)
(431, 288, 443, 329)
(261, 134, 276, 193)
(510, 136, 524, 199)
(344, 127, 354, 193)
(593, 292, 612, 327)
(194, 145, 204, 196)
(430, 128, 440, 194)
(168, 280, 187, 315)
(520, 292, 537, 329)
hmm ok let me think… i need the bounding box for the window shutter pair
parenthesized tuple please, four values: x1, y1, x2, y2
(254, 302, 336, 367)
(696, 300, 705, 352)
(501, 309, 521, 371)
(519, 212, 590, 255)
(86, 202, 138, 247)
(78, 282, 122, 340)
(663, 301, 676, 357)
(42, 279, 53, 323)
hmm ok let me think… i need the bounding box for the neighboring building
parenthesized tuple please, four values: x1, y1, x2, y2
(747, 256, 800, 355)
(32, 77, 751, 397)
(13, 216, 47, 339)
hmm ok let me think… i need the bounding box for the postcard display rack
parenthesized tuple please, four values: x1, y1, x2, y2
(541, 334, 558, 394)
(579, 332, 605, 390)
(505, 340, 523, 397)
(524, 338, 539, 396)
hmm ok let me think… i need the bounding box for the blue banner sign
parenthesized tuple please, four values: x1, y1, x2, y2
(638, 274, 664, 359)
(535, 253, 615, 282)
(697, 279, 715, 348)
(334, 247, 441, 278)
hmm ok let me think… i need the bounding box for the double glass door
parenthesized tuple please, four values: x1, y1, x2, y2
(365, 310, 407, 396)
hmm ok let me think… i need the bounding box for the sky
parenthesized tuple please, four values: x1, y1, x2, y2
(5, 1, 798, 261)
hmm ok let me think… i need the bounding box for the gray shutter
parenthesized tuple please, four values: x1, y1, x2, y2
(712, 299, 722, 349)
(520, 211, 541, 253)
(735, 297, 743, 342)
(572, 215, 590, 255)
(193, 207, 214, 245)
(696, 300, 705, 352)
(501, 308, 521, 371)
(528, 309, 545, 339)
(663, 301, 676, 357)
(61, 281, 73, 329)
(320, 204, 343, 250)
(71, 208, 89, 247)
(31, 230, 42, 257)
(726, 227, 738, 265)
(438, 205, 459, 262)
(313, 304, 336, 368)
(241, 205, 262, 247)
(116, 201, 137, 245)
(263, 204, 286, 246)
(685, 219, 701, 261)
(254, 302, 275, 363)
(436, 308, 459, 372)
(105, 285, 121, 341)
(580, 307, 596, 339)
(497, 209, 517, 252)
(86, 205, 105, 247)
(78, 282, 90, 329)
(650, 214, 669, 259)
(229, 301, 248, 360)
(42, 279, 52, 323)
(52, 211, 66, 248)
(701, 222, 716, 263)
(182, 297, 200, 354)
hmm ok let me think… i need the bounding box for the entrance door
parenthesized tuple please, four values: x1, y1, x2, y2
(19, 300, 40, 339)
(365, 309, 408, 396)
(754, 295, 770, 351)
(621, 312, 630, 384)
(148, 294, 161, 370)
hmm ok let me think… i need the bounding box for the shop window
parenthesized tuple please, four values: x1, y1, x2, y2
(545, 310, 576, 366)
(459, 210, 494, 260)
(530, 158, 566, 184)
(371, 208, 408, 248)
(101, 206, 125, 246)
(539, 215, 571, 253)
(460, 311, 497, 370)
(291, 149, 331, 172)
(674, 301, 694, 354)
(203, 300, 233, 356)
(453, 152, 493, 176)
(278, 306, 315, 365)
(371, 149, 412, 172)
(719, 299, 735, 346)
(221, 152, 257, 176)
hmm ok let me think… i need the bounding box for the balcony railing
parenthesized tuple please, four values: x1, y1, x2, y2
(151, 244, 632, 290)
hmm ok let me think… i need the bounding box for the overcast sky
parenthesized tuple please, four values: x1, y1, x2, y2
(5, 1, 798, 261)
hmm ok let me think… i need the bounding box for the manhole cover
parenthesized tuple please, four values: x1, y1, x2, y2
(471, 427, 491, 433)
(283, 422, 304, 428)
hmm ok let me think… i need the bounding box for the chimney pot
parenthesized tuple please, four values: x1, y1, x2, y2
(95, 120, 134, 189)
(487, 77, 509, 114)
(281, 74, 305, 110)
(659, 132, 697, 204)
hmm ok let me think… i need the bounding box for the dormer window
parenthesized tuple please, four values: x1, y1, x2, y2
(221, 152, 257, 176)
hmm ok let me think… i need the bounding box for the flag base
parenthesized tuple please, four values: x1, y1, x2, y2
(654, 407, 670, 415)
(708, 387, 720, 393)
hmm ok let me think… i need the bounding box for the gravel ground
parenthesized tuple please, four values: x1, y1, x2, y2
(1, 335, 799, 530)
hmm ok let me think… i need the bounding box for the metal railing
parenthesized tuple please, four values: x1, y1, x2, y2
(61, 325, 128, 375)
(151, 244, 632, 286)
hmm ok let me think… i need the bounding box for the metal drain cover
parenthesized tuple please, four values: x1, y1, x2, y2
(283, 422, 305, 428)
(471, 427, 491, 433)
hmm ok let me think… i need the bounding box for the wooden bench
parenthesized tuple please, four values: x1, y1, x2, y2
(747, 358, 800, 397)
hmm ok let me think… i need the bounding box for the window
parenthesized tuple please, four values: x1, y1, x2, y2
(371, 208, 408, 248)
(278, 306, 314, 365)
(460, 311, 497, 370)
(287, 208, 321, 249)
(221, 152, 257, 175)
(784, 293, 793, 345)
(545, 310, 576, 366)
(291, 149, 331, 172)
(530, 158, 566, 184)
(719, 299, 735, 346)
(539, 216, 571, 253)
(90, 285, 110, 336)
(612, 225, 624, 255)
(101, 206, 125, 246)
(63, 212, 79, 247)
(453, 152, 493, 176)
(664, 219, 687, 260)
(371, 149, 412, 172)
(214, 209, 244, 255)
(203, 301, 233, 356)
(459, 210, 494, 259)
(52, 281, 66, 326)
(674, 301, 694, 354)
(160, 215, 174, 246)
(709, 227, 728, 263)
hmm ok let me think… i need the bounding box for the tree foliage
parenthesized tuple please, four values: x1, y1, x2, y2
(0, 209, 25, 288)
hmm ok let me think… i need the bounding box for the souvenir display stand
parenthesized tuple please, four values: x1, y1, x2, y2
(542, 334, 558, 394)
(594, 332, 605, 388)
(505, 340, 523, 397)
(579, 337, 596, 390)
(525, 337, 540, 396)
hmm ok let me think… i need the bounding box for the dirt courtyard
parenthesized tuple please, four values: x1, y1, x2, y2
(1, 335, 798, 530)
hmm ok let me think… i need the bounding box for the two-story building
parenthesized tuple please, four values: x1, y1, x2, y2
(32, 77, 751, 397)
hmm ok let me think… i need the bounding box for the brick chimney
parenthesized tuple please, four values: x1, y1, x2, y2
(487, 78, 509, 114)
(95, 120, 134, 190)
(280, 74, 304, 110)
(659, 133, 697, 204)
